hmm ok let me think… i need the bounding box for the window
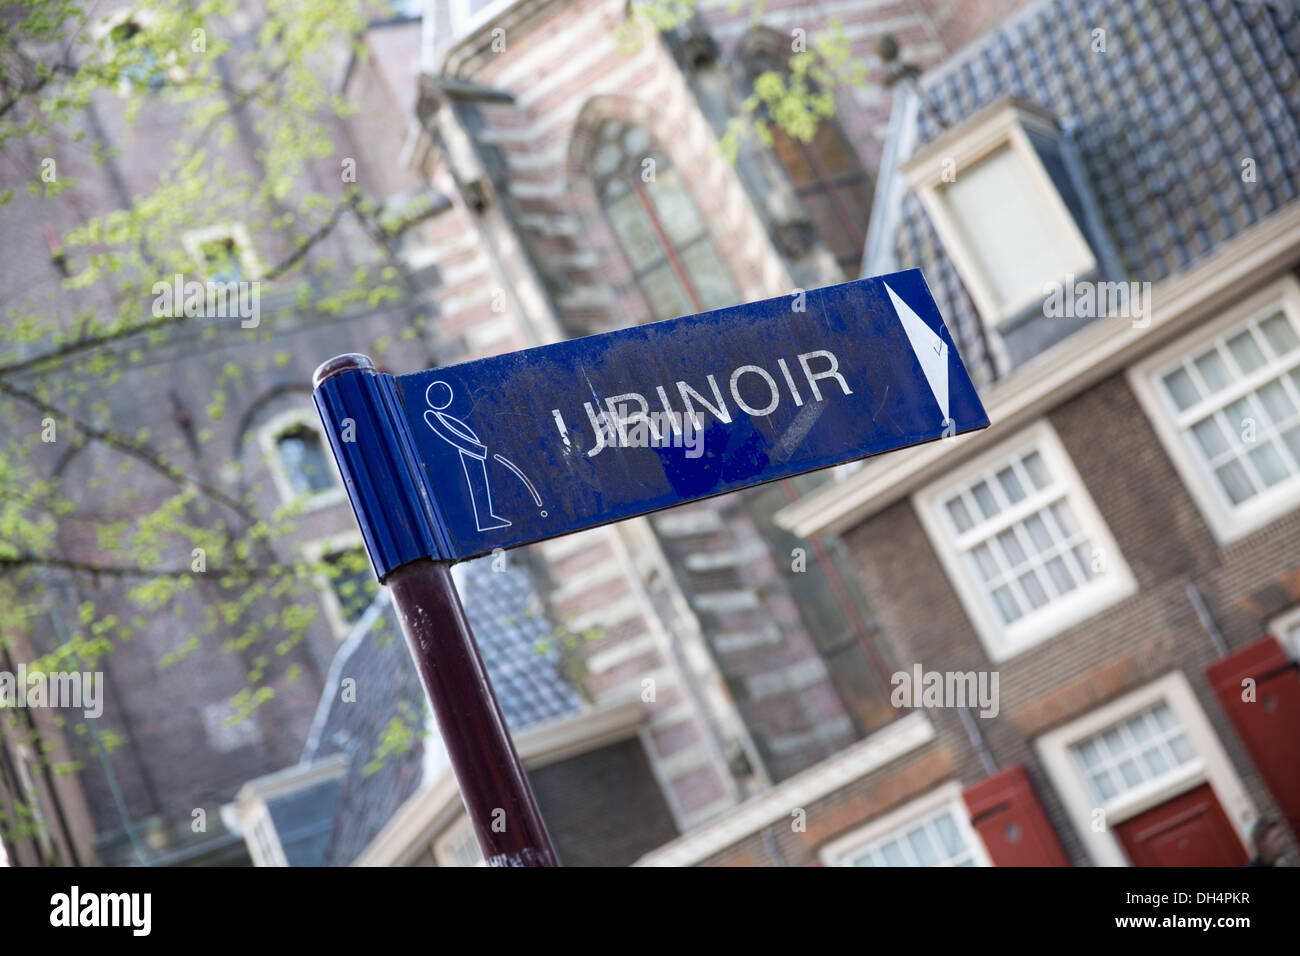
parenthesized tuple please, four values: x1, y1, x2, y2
(260, 411, 343, 509)
(276, 426, 334, 496)
(322, 547, 378, 627)
(846, 806, 978, 867)
(304, 533, 377, 639)
(1036, 672, 1256, 866)
(589, 119, 738, 321)
(769, 122, 871, 279)
(740, 30, 871, 277)
(914, 421, 1135, 660)
(94, 10, 173, 91)
(901, 98, 1095, 326)
(1071, 702, 1197, 807)
(450, 0, 513, 32)
(819, 782, 989, 867)
(182, 224, 262, 283)
(1130, 276, 1300, 543)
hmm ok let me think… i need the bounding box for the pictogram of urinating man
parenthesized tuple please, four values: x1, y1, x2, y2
(424, 380, 546, 532)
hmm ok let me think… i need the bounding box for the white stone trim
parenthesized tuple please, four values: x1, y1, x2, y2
(1269, 605, 1300, 661)
(1034, 671, 1256, 867)
(431, 813, 486, 867)
(1126, 274, 1300, 545)
(817, 780, 990, 867)
(901, 98, 1096, 333)
(180, 222, 265, 281)
(912, 418, 1137, 661)
(227, 754, 349, 867)
(301, 530, 370, 640)
(634, 712, 935, 867)
(257, 407, 346, 511)
(586, 634, 657, 675)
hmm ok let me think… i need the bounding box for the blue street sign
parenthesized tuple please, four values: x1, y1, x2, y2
(314, 269, 989, 577)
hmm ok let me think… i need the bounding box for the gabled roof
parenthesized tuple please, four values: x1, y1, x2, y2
(283, 554, 582, 866)
(870, 0, 1300, 383)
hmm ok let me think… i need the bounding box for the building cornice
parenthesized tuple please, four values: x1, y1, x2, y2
(776, 200, 1300, 539)
(634, 712, 935, 867)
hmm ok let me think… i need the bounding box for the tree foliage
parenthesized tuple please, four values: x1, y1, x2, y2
(0, 0, 408, 853)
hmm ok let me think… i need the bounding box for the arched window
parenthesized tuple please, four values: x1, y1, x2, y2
(589, 119, 738, 321)
(275, 424, 334, 496)
(741, 32, 872, 278)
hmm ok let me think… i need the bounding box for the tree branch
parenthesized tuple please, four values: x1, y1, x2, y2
(0, 378, 256, 522)
(0, 198, 353, 379)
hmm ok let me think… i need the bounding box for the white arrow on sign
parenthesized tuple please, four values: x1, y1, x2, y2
(885, 281, 950, 424)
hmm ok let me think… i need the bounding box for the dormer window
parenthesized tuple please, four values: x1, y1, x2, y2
(901, 98, 1097, 331)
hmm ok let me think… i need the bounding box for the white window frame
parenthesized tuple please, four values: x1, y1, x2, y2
(1128, 274, 1300, 545)
(259, 409, 345, 510)
(432, 813, 486, 867)
(91, 8, 188, 94)
(181, 223, 264, 282)
(245, 801, 289, 867)
(818, 780, 990, 867)
(303, 531, 377, 640)
(913, 419, 1137, 661)
(901, 98, 1096, 331)
(1269, 605, 1300, 661)
(1035, 671, 1256, 867)
(451, 0, 521, 40)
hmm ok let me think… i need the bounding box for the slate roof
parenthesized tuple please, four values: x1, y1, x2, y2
(455, 555, 585, 729)
(880, 0, 1300, 384)
(291, 554, 582, 866)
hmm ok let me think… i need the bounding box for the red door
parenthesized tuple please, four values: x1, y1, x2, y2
(963, 765, 1070, 866)
(1113, 783, 1248, 866)
(1205, 636, 1300, 839)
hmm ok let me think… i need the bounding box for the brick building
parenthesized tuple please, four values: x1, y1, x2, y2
(393, 0, 1033, 852)
(2, 0, 1023, 865)
(14, 0, 1291, 870)
(0, 2, 446, 864)
(751, 0, 1300, 867)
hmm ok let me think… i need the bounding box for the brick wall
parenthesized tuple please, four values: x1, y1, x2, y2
(837, 371, 1300, 863)
(529, 736, 680, 866)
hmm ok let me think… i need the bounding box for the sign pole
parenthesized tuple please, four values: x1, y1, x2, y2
(313, 355, 559, 868)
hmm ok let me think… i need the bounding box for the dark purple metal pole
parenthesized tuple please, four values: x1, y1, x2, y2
(314, 356, 559, 867)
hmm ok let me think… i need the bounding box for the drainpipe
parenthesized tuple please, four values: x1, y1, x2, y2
(957, 705, 998, 778)
(1186, 582, 1231, 657)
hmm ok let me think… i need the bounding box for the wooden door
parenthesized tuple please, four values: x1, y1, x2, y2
(1114, 783, 1247, 866)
